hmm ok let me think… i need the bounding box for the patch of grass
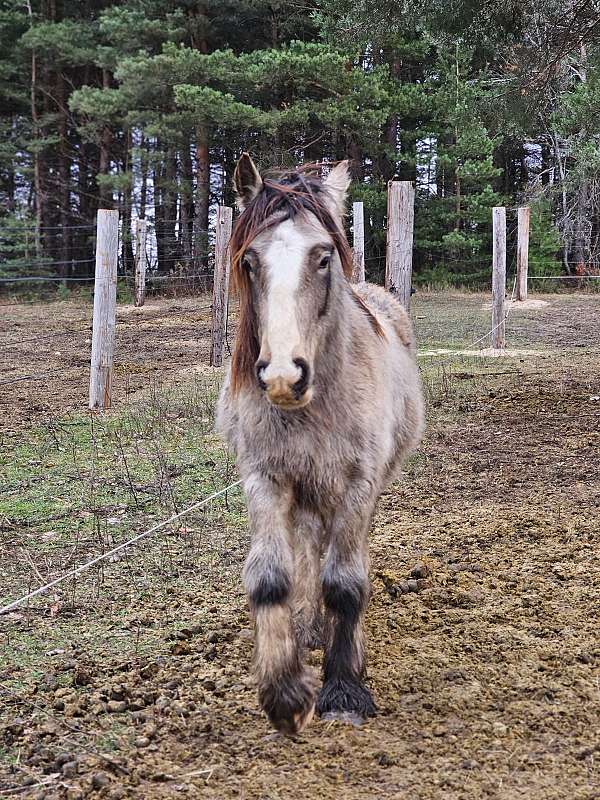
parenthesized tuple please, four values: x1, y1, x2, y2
(0, 373, 248, 685)
(412, 291, 492, 351)
(1, 374, 233, 531)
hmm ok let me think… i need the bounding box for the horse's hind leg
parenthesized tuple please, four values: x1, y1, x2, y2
(242, 474, 316, 735)
(292, 508, 323, 650)
(317, 493, 377, 723)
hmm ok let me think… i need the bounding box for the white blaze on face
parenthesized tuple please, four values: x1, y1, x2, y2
(261, 220, 307, 387)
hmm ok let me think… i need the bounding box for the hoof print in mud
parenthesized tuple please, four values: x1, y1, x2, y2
(316, 678, 377, 721)
(260, 676, 316, 735)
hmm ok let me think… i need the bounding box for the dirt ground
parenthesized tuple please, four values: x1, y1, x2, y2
(1, 291, 599, 799)
(0, 295, 218, 431)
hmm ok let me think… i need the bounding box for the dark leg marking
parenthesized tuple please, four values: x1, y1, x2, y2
(316, 678, 376, 721)
(317, 571, 376, 720)
(248, 563, 290, 608)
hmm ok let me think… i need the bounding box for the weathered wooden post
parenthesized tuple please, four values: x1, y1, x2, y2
(351, 201, 365, 283)
(385, 180, 414, 309)
(491, 206, 506, 350)
(89, 209, 119, 410)
(516, 206, 530, 302)
(210, 205, 233, 367)
(134, 218, 147, 307)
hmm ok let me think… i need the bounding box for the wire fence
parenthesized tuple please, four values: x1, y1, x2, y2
(0, 217, 215, 295)
(0, 206, 600, 532)
(0, 480, 243, 617)
(0, 300, 216, 394)
(4, 213, 600, 290)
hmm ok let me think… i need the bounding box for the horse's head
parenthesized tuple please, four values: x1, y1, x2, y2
(229, 154, 352, 410)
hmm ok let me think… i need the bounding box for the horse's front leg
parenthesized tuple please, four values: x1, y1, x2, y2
(317, 489, 377, 723)
(292, 506, 323, 650)
(242, 474, 316, 734)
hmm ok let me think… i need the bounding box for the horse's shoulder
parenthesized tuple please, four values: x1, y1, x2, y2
(215, 369, 241, 450)
(351, 282, 415, 352)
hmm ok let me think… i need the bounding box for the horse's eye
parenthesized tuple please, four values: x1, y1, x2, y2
(318, 254, 331, 270)
(242, 257, 253, 273)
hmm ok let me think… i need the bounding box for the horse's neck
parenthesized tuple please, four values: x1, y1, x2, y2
(312, 284, 360, 402)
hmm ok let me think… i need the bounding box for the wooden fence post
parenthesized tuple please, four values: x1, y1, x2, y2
(491, 206, 507, 350)
(210, 205, 233, 368)
(134, 218, 147, 307)
(385, 180, 414, 309)
(516, 206, 530, 302)
(351, 201, 365, 283)
(89, 209, 119, 410)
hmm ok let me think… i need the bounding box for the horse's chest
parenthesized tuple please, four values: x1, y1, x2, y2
(241, 411, 351, 490)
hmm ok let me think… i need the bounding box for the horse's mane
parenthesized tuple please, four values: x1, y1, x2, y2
(229, 167, 380, 394)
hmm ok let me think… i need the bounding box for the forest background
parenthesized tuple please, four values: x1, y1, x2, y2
(1, 0, 599, 289)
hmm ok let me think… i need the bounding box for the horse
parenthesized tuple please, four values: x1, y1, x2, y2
(216, 154, 425, 734)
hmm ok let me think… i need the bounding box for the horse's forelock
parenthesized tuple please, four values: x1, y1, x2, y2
(229, 170, 354, 394)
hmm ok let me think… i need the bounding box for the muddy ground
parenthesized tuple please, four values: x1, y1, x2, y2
(1, 291, 599, 799)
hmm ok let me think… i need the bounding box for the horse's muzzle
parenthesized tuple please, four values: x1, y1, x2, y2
(256, 358, 313, 410)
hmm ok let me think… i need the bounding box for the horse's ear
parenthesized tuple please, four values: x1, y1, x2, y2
(234, 153, 263, 209)
(323, 160, 351, 217)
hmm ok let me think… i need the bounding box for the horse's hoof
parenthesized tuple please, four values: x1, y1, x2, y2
(316, 678, 377, 720)
(270, 699, 315, 736)
(292, 701, 315, 733)
(260, 672, 316, 736)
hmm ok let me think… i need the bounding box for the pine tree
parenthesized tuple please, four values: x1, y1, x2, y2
(413, 46, 503, 283)
(1, 0, 600, 288)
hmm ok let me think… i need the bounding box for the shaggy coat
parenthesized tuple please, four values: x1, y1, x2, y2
(217, 155, 425, 734)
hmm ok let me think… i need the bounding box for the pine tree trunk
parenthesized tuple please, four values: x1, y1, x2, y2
(541, 142, 551, 186)
(573, 178, 589, 276)
(57, 71, 71, 280)
(76, 135, 92, 278)
(222, 150, 236, 209)
(27, 0, 44, 260)
(139, 133, 148, 220)
(164, 149, 178, 264)
(122, 128, 134, 276)
(551, 131, 570, 273)
(99, 69, 113, 208)
(180, 140, 194, 265)
(454, 171, 461, 231)
(154, 140, 165, 273)
(190, 11, 210, 271)
(194, 127, 210, 269)
(6, 120, 16, 212)
(379, 50, 401, 182)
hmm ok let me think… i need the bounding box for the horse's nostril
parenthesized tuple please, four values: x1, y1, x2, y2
(292, 358, 310, 396)
(255, 360, 268, 391)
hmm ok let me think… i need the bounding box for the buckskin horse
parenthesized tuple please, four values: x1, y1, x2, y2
(217, 154, 425, 734)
